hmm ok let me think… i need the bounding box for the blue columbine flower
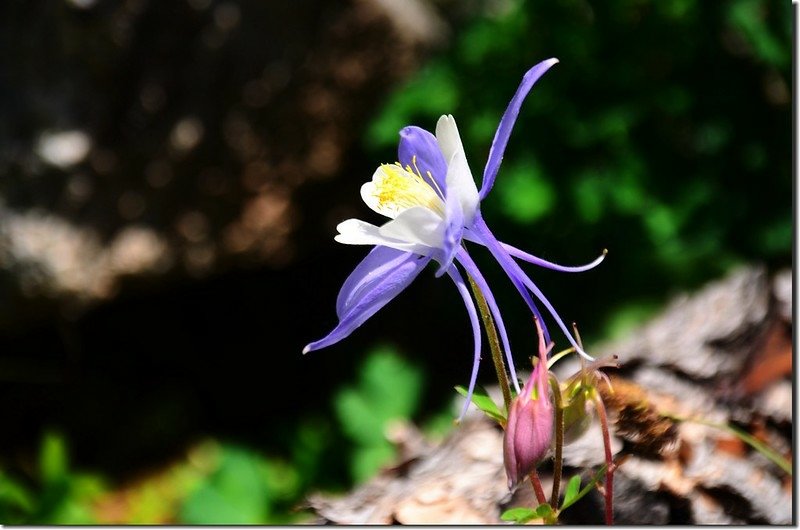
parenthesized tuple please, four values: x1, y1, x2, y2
(304, 58, 605, 418)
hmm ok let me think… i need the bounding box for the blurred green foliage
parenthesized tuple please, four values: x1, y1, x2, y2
(0, 432, 103, 524)
(333, 346, 424, 482)
(368, 0, 790, 341)
(0, 347, 437, 524)
(180, 445, 298, 524)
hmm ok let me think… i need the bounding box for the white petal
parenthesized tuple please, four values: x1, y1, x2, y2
(437, 115, 479, 222)
(335, 218, 429, 254)
(445, 149, 479, 222)
(360, 180, 388, 217)
(435, 115, 463, 162)
(335, 219, 396, 246)
(378, 206, 445, 250)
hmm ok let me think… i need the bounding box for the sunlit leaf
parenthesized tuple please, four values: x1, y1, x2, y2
(500, 506, 538, 523)
(179, 447, 267, 524)
(533, 502, 555, 519)
(561, 466, 607, 511)
(561, 474, 581, 508)
(502, 503, 554, 524)
(0, 472, 35, 522)
(333, 347, 424, 482)
(454, 385, 506, 423)
(40, 432, 67, 485)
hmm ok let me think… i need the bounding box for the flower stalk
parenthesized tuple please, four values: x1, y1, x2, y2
(529, 469, 548, 506)
(548, 373, 565, 508)
(467, 273, 512, 412)
(593, 393, 615, 525)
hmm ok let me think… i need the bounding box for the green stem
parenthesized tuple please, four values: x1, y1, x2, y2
(547, 346, 576, 369)
(466, 274, 512, 412)
(548, 374, 565, 508)
(663, 413, 792, 475)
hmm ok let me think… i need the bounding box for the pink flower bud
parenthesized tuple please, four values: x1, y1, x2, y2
(503, 319, 554, 489)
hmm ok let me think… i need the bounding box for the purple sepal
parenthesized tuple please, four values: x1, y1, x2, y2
(434, 180, 464, 277)
(445, 264, 482, 421)
(304, 246, 430, 353)
(470, 213, 552, 345)
(502, 242, 606, 273)
(480, 58, 558, 200)
(398, 126, 448, 197)
(473, 214, 594, 361)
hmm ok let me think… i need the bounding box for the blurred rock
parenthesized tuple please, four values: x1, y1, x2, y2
(773, 268, 791, 323)
(606, 266, 770, 380)
(309, 418, 507, 524)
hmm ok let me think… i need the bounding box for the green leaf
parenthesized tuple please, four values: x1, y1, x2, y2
(360, 347, 422, 419)
(334, 347, 423, 447)
(501, 503, 554, 524)
(728, 0, 788, 67)
(180, 446, 268, 524)
(334, 388, 386, 445)
(40, 432, 68, 485)
(261, 459, 301, 502)
(500, 502, 555, 524)
(351, 444, 395, 484)
(561, 475, 581, 509)
(0, 472, 35, 523)
(333, 347, 424, 482)
(723, 425, 791, 475)
(665, 414, 792, 476)
(500, 507, 537, 523)
(560, 465, 607, 511)
(533, 502, 555, 520)
(454, 385, 506, 423)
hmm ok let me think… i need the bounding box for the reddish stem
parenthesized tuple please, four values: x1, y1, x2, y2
(528, 468, 548, 506)
(593, 396, 614, 525)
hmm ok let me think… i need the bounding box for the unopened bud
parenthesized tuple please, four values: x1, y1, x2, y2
(561, 355, 619, 445)
(503, 318, 554, 489)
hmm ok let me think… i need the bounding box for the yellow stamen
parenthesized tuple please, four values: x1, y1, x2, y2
(410, 155, 445, 199)
(371, 162, 444, 216)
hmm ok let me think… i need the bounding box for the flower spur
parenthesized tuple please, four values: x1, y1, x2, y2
(303, 58, 605, 418)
